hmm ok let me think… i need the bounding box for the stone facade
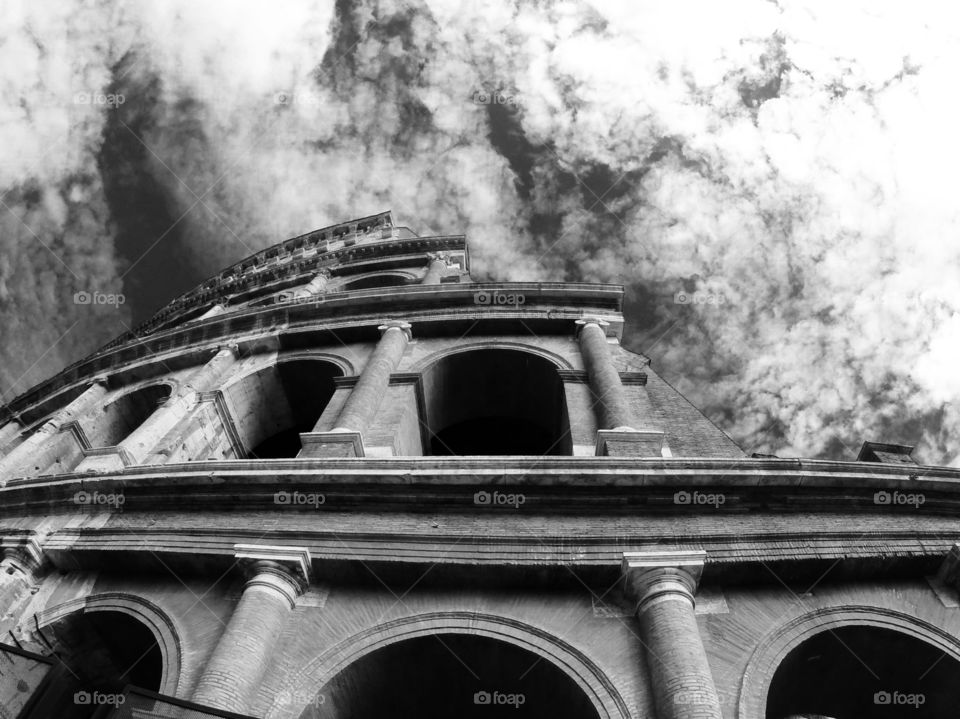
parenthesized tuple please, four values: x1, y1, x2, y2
(0, 211, 959, 719)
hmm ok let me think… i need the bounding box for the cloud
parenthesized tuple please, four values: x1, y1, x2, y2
(1, 0, 958, 466)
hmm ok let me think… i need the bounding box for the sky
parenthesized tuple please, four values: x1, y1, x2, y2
(0, 0, 958, 465)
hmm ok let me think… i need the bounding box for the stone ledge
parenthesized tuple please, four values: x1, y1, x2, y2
(298, 431, 364, 458)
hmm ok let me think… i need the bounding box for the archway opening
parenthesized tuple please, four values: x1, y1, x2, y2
(40, 610, 164, 719)
(223, 359, 343, 459)
(342, 274, 410, 291)
(91, 384, 172, 447)
(422, 349, 571, 455)
(766, 625, 960, 719)
(298, 633, 600, 719)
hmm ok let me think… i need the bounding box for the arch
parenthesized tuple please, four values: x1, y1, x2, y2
(35, 591, 181, 696)
(226, 276, 306, 307)
(340, 271, 415, 291)
(411, 341, 575, 372)
(220, 352, 354, 388)
(418, 347, 572, 455)
(83, 382, 173, 449)
(738, 605, 960, 718)
(264, 612, 629, 719)
(220, 356, 344, 458)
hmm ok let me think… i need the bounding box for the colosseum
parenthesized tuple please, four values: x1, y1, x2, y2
(0, 211, 958, 719)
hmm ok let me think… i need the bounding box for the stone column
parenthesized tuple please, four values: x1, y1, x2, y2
(421, 254, 448, 285)
(622, 550, 722, 719)
(290, 270, 331, 299)
(192, 545, 310, 715)
(197, 303, 227, 321)
(0, 420, 22, 457)
(119, 347, 237, 463)
(0, 539, 43, 633)
(74, 347, 238, 471)
(333, 321, 412, 435)
(0, 382, 108, 483)
(576, 318, 637, 431)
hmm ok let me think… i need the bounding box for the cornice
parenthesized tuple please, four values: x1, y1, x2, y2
(0, 282, 623, 424)
(1, 456, 958, 518)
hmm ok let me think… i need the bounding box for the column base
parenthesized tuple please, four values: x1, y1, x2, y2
(298, 431, 365, 458)
(74, 446, 135, 472)
(596, 429, 667, 457)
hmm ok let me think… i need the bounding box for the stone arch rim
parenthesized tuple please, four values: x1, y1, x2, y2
(102, 380, 175, 409)
(737, 604, 960, 719)
(338, 269, 419, 289)
(220, 352, 352, 391)
(264, 611, 630, 719)
(410, 341, 575, 372)
(34, 591, 183, 697)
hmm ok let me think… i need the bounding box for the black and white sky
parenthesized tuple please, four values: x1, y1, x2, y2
(1, 0, 957, 465)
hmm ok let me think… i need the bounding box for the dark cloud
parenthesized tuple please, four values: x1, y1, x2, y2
(1, 0, 957, 467)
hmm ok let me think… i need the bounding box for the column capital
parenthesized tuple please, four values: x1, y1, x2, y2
(378, 320, 413, 340)
(215, 342, 241, 356)
(575, 317, 615, 341)
(234, 544, 311, 607)
(622, 550, 706, 613)
(2, 536, 44, 575)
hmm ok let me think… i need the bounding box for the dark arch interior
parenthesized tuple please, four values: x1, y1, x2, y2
(233, 360, 342, 459)
(38, 610, 163, 719)
(422, 349, 571, 455)
(95, 384, 172, 447)
(299, 633, 600, 719)
(342, 274, 409, 290)
(766, 625, 960, 719)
